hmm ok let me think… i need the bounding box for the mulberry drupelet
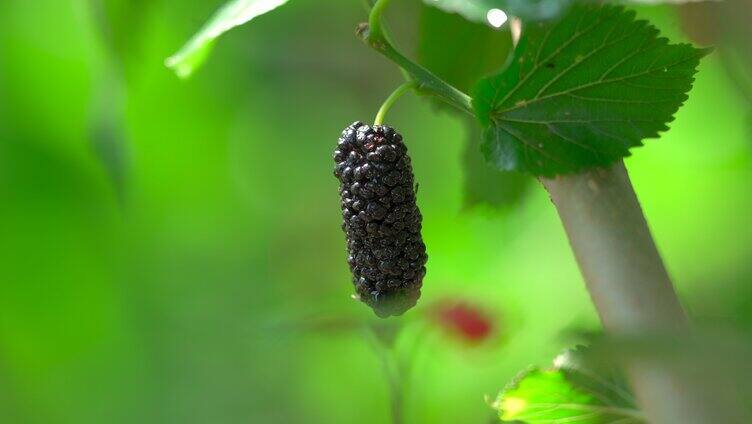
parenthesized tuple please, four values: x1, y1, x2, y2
(334, 122, 428, 317)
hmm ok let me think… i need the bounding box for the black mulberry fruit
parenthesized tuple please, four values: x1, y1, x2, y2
(334, 122, 427, 317)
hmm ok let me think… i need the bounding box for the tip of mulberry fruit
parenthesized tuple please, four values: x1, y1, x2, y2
(364, 286, 422, 318)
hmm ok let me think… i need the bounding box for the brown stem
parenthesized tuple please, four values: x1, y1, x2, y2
(541, 162, 687, 333)
(541, 161, 722, 423)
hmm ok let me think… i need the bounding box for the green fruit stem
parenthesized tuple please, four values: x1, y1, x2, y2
(541, 162, 724, 424)
(375, 81, 416, 125)
(358, 1, 473, 116)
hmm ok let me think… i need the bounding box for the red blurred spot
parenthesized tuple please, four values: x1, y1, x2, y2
(431, 301, 493, 343)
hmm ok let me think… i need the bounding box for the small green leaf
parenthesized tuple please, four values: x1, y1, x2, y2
(423, 0, 573, 23)
(498, 346, 645, 423)
(165, 0, 289, 79)
(473, 4, 710, 176)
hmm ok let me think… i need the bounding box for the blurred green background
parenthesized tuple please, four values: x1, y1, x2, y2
(1, 0, 751, 423)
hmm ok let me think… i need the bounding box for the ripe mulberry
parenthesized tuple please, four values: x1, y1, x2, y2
(334, 122, 427, 317)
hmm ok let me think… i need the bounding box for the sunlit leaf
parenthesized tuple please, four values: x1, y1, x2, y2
(497, 346, 645, 423)
(165, 0, 289, 79)
(473, 4, 709, 176)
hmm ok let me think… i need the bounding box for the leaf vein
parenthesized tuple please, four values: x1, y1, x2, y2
(535, 28, 650, 99)
(497, 6, 616, 108)
(495, 54, 700, 116)
(566, 93, 678, 105)
(546, 124, 599, 154)
(497, 125, 570, 168)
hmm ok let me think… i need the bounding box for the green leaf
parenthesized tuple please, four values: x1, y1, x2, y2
(423, 0, 573, 23)
(473, 4, 710, 176)
(498, 346, 645, 423)
(165, 0, 289, 79)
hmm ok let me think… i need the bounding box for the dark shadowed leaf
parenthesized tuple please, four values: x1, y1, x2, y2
(418, 4, 514, 94)
(462, 121, 529, 210)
